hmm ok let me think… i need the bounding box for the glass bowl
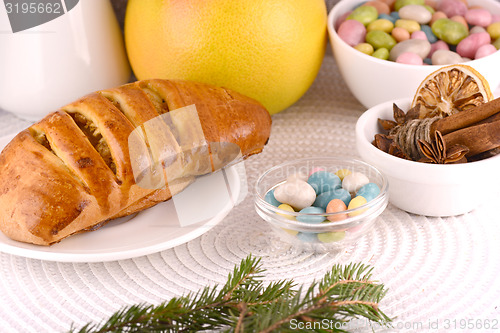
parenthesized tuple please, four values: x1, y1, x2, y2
(254, 157, 389, 252)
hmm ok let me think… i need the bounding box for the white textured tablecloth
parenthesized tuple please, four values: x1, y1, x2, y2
(1, 52, 500, 332)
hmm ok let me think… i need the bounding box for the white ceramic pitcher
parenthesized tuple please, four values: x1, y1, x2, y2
(0, 0, 131, 121)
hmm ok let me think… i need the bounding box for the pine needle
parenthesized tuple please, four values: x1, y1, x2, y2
(69, 255, 391, 333)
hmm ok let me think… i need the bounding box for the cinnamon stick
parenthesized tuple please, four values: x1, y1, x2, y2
(431, 97, 500, 136)
(443, 119, 500, 157)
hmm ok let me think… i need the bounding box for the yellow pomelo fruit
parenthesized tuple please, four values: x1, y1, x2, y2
(124, 0, 327, 114)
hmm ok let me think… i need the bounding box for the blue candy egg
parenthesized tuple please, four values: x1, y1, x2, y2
(379, 13, 397, 24)
(390, 11, 400, 20)
(356, 183, 381, 202)
(421, 24, 438, 43)
(265, 189, 282, 207)
(307, 171, 341, 195)
(313, 188, 351, 209)
(297, 206, 326, 224)
(296, 232, 318, 243)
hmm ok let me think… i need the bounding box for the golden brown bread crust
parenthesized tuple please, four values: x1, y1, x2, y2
(0, 79, 271, 245)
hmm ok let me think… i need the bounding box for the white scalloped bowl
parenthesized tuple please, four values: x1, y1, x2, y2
(356, 98, 500, 216)
(327, 0, 500, 109)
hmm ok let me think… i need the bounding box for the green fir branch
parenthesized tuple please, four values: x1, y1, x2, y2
(70, 255, 391, 333)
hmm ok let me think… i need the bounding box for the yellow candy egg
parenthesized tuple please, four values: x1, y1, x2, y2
(347, 196, 368, 217)
(395, 19, 421, 33)
(277, 204, 296, 220)
(335, 168, 352, 181)
(355, 42, 375, 55)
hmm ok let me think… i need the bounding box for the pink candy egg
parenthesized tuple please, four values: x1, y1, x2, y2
(396, 52, 424, 65)
(411, 30, 428, 41)
(465, 8, 493, 27)
(475, 43, 498, 58)
(456, 31, 491, 58)
(438, 0, 468, 17)
(337, 19, 366, 47)
(429, 40, 450, 57)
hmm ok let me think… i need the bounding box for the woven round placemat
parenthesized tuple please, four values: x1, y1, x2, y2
(1, 51, 500, 332)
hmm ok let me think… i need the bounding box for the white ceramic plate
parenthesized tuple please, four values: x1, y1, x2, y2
(0, 134, 242, 262)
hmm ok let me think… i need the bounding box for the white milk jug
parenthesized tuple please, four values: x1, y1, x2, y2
(0, 0, 130, 121)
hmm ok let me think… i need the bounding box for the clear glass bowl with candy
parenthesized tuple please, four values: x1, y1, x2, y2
(254, 157, 389, 252)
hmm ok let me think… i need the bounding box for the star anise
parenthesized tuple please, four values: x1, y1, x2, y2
(417, 130, 469, 164)
(377, 103, 425, 134)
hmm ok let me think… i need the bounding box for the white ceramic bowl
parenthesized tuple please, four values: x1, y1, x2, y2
(254, 157, 388, 252)
(356, 98, 500, 216)
(327, 0, 500, 109)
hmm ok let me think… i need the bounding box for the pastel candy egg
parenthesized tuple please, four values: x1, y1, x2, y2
(347, 196, 368, 217)
(475, 44, 497, 59)
(317, 231, 346, 243)
(342, 172, 370, 193)
(396, 52, 424, 64)
(487, 22, 500, 40)
(379, 13, 397, 24)
(394, 0, 424, 12)
(465, 8, 492, 27)
(399, 4, 432, 24)
(297, 206, 326, 224)
(392, 26, 411, 42)
(265, 189, 281, 207)
(428, 40, 449, 57)
(313, 188, 351, 209)
(362, 1, 391, 15)
(367, 18, 394, 33)
(421, 24, 438, 43)
(431, 49, 463, 64)
(389, 38, 431, 60)
(274, 180, 316, 210)
(450, 15, 468, 30)
(335, 169, 352, 181)
(277, 204, 296, 220)
(390, 11, 401, 21)
(395, 19, 421, 33)
(437, 0, 467, 17)
(296, 232, 318, 243)
(355, 43, 375, 55)
(494, 37, 500, 50)
(337, 19, 367, 47)
(470, 26, 487, 34)
(423, 4, 435, 14)
(307, 171, 341, 195)
(430, 11, 447, 25)
(456, 32, 491, 58)
(356, 183, 381, 202)
(411, 30, 428, 40)
(283, 228, 299, 236)
(366, 30, 397, 50)
(326, 199, 348, 222)
(347, 6, 378, 26)
(372, 47, 390, 59)
(431, 18, 469, 45)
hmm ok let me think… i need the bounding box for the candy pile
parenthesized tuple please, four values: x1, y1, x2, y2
(336, 0, 500, 65)
(264, 168, 381, 243)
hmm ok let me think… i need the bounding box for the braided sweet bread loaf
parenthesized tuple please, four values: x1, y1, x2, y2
(0, 80, 271, 245)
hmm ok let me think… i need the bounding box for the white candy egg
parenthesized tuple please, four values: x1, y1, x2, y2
(342, 172, 369, 193)
(274, 180, 316, 210)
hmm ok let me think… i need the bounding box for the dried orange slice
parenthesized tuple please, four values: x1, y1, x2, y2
(411, 64, 493, 118)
